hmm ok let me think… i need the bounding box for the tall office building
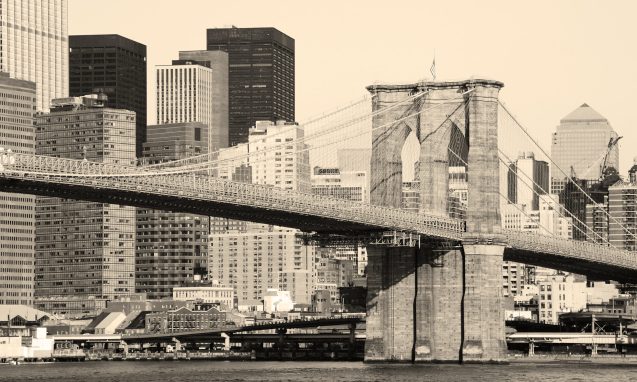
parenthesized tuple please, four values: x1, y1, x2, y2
(551, 103, 619, 194)
(507, 152, 549, 210)
(34, 95, 136, 316)
(0, 0, 68, 111)
(156, 56, 228, 152)
(69, 34, 147, 157)
(136, 122, 210, 300)
(207, 27, 295, 146)
(0, 72, 36, 305)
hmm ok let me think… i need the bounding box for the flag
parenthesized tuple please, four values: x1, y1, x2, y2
(430, 57, 436, 81)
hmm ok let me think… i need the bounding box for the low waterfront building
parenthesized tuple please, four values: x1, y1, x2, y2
(144, 304, 231, 334)
(172, 279, 234, 309)
(0, 305, 51, 337)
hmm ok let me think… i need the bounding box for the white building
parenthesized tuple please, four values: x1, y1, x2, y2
(0, 0, 68, 111)
(178, 50, 229, 150)
(209, 228, 315, 308)
(248, 120, 310, 192)
(156, 59, 227, 151)
(501, 195, 574, 297)
(538, 274, 587, 324)
(209, 121, 315, 309)
(263, 289, 294, 314)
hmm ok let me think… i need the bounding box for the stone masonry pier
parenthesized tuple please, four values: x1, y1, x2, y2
(366, 79, 506, 363)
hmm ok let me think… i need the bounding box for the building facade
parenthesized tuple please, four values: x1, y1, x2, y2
(156, 55, 228, 152)
(209, 229, 315, 307)
(608, 181, 637, 251)
(206, 27, 294, 146)
(34, 95, 136, 315)
(0, 0, 68, 112)
(507, 152, 549, 210)
(136, 122, 209, 299)
(172, 282, 234, 310)
(69, 34, 147, 157)
(0, 72, 36, 305)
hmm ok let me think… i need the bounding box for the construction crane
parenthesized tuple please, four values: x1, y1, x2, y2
(600, 136, 622, 179)
(570, 136, 622, 181)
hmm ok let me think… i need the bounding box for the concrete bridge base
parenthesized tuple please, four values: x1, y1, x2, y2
(364, 242, 506, 363)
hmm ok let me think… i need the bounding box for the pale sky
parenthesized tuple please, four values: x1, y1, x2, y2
(69, 0, 637, 173)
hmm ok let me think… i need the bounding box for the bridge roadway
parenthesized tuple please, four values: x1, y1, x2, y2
(1, 153, 637, 282)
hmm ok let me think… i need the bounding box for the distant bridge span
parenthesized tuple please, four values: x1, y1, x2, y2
(1, 153, 637, 283)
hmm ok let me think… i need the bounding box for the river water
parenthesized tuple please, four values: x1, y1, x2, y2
(2, 361, 637, 382)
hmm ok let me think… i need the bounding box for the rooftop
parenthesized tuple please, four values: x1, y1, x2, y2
(561, 103, 608, 123)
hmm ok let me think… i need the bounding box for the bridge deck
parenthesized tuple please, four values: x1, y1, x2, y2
(2, 153, 637, 282)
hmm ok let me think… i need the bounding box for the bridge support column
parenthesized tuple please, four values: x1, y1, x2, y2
(414, 245, 463, 362)
(365, 246, 416, 362)
(461, 243, 506, 363)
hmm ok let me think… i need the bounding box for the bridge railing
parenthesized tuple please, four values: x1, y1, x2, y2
(1, 153, 466, 239)
(504, 230, 636, 269)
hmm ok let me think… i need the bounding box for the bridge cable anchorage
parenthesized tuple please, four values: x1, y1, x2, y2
(496, 149, 610, 246)
(446, 146, 560, 239)
(148, 87, 468, 176)
(5, 90, 477, 179)
(498, 99, 637, 245)
(496, 106, 613, 245)
(143, 88, 429, 172)
(445, 145, 637, 272)
(147, 89, 434, 174)
(143, 94, 370, 170)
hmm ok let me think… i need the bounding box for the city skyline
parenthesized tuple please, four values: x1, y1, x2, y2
(68, 0, 637, 173)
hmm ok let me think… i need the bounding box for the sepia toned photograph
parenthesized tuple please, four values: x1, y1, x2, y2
(0, 0, 637, 381)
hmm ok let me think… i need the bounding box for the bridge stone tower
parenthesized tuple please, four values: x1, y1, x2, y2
(365, 79, 506, 363)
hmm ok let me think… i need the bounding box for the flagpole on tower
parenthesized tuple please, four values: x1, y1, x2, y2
(430, 50, 436, 81)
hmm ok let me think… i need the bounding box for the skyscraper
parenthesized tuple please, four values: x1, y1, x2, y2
(507, 152, 549, 210)
(0, 0, 68, 111)
(0, 72, 36, 306)
(207, 27, 295, 146)
(69, 34, 147, 157)
(136, 122, 210, 300)
(156, 55, 228, 152)
(34, 95, 136, 316)
(178, 50, 229, 150)
(0, 0, 67, 307)
(551, 103, 619, 194)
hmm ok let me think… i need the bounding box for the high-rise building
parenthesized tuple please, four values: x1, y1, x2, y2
(208, 120, 313, 308)
(501, 195, 573, 297)
(608, 181, 637, 251)
(551, 103, 619, 194)
(156, 56, 228, 152)
(34, 95, 136, 316)
(178, 50, 229, 151)
(0, 72, 36, 305)
(69, 34, 147, 157)
(136, 122, 210, 300)
(207, 27, 294, 146)
(209, 228, 315, 308)
(0, 0, 68, 111)
(507, 152, 549, 210)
